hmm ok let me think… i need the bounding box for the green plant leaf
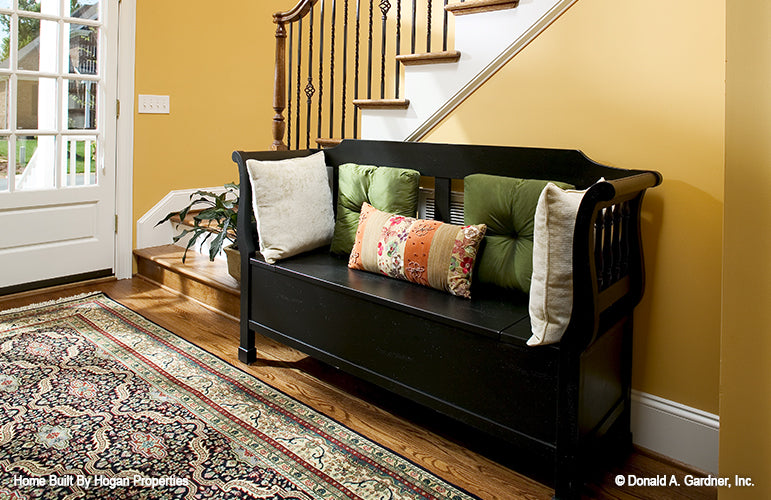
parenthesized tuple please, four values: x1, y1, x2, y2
(209, 225, 228, 261)
(171, 228, 194, 244)
(155, 211, 178, 227)
(182, 230, 204, 263)
(156, 183, 240, 260)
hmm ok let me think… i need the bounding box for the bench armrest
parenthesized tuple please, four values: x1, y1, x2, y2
(566, 173, 661, 349)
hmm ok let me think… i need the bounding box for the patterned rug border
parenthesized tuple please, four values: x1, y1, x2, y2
(0, 291, 104, 316)
(1, 291, 484, 500)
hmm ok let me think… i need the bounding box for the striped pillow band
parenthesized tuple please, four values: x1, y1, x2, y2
(348, 202, 486, 298)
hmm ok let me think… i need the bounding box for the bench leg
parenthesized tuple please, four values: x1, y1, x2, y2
(553, 452, 581, 500)
(239, 322, 257, 364)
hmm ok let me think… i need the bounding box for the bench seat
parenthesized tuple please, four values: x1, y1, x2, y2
(252, 248, 536, 345)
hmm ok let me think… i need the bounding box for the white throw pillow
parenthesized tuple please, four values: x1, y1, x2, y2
(246, 151, 335, 264)
(527, 182, 592, 346)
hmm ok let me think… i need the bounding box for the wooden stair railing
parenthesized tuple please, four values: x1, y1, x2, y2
(270, 0, 518, 150)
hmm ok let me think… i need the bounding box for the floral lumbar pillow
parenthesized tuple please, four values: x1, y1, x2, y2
(348, 202, 486, 298)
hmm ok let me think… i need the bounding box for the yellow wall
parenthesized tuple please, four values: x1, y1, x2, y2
(424, 0, 725, 414)
(720, 0, 771, 496)
(132, 1, 279, 229)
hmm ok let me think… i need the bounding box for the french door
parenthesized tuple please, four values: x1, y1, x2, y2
(0, 0, 118, 293)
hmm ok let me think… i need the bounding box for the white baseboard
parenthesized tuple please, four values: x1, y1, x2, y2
(136, 186, 228, 250)
(631, 390, 719, 474)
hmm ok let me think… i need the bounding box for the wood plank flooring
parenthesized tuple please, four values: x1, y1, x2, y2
(0, 278, 717, 500)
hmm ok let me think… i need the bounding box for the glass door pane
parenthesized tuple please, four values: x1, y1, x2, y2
(0, 0, 104, 192)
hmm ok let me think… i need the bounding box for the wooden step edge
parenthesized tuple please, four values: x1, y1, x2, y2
(316, 138, 343, 148)
(133, 245, 240, 297)
(134, 273, 240, 323)
(446, 0, 520, 16)
(396, 50, 461, 66)
(352, 99, 410, 110)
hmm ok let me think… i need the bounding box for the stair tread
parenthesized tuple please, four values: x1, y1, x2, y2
(396, 50, 461, 65)
(134, 245, 240, 296)
(446, 0, 520, 15)
(352, 98, 410, 109)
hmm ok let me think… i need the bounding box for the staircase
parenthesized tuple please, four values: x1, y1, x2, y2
(270, 0, 578, 150)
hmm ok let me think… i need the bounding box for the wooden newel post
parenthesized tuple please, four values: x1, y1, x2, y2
(271, 19, 288, 151)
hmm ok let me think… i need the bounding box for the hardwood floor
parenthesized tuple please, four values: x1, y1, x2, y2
(0, 277, 717, 500)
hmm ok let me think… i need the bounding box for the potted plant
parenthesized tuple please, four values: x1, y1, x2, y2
(156, 182, 241, 281)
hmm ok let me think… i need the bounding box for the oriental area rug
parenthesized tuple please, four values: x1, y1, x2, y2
(0, 293, 476, 500)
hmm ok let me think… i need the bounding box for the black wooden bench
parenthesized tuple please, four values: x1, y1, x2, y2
(232, 139, 661, 499)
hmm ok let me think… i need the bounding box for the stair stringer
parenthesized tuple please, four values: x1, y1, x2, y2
(359, 0, 578, 142)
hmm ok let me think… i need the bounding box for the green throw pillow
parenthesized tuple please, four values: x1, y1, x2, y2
(464, 174, 573, 293)
(330, 163, 421, 255)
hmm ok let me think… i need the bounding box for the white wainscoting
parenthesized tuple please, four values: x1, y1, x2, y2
(135, 186, 228, 251)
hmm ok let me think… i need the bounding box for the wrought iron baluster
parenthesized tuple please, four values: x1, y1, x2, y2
(354, 0, 361, 138)
(367, 0, 374, 99)
(306, 6, 316, 149)
(329, 0, 337, 139)
(379, 0, 391, 99)
(317, 0, 325, 142)
(426, 0, 432, 52)
(411, 0, 417, 54)
(442, 0, 448, 51)
(287, 23, 293, 150)
(296, 18, 303, 150)
(395, 0, 401, 98)
(342, 0, 350, 138)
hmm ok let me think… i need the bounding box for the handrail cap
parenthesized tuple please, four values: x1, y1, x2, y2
(274, 0, 319, 24)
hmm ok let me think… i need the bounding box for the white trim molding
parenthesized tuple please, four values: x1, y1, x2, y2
(136, 186, 228, 250)
(115, 0, 136, 279)
(631, 390, 719, 474)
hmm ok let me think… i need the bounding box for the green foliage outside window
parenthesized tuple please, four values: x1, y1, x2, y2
(1, 1, 90, 62)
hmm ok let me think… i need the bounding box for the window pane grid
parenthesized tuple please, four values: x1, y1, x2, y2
(2, 12, 101, 28)
(0, 0, 101, 192)
(0, 2, 101, 25)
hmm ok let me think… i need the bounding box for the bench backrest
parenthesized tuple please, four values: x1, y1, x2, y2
(234, 139, 651, 225)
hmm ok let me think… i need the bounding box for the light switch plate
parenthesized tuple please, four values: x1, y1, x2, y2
(138, 94, 170, 114)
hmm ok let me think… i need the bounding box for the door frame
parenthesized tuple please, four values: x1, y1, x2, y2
(115, 0, 135, 279)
